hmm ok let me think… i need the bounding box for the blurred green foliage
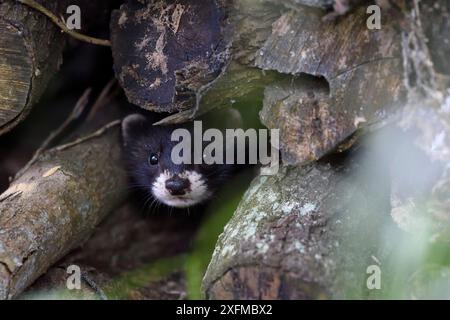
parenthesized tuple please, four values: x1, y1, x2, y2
(185, 169, 255, 299)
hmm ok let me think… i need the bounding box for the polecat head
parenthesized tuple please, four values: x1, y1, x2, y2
(121, 113, 232, 208)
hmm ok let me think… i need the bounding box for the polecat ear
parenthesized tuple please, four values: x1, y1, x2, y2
(121, 113, 147, 147)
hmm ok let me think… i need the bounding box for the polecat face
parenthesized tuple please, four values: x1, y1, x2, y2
(121, 113, 233, 208)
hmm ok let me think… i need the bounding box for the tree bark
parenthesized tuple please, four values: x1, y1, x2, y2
(0, 0, 112, 136)
(0, 121, 127, 299)
(203, 0, 450, 300)
(0, 0, 66, 136)
(110, 0, 286, 123)
(19, 201, 201, 300)
(203, 159, 395, 299)
(258, 4, 406, 164)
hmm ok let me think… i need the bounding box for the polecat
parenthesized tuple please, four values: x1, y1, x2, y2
(121, 113, 237, 209)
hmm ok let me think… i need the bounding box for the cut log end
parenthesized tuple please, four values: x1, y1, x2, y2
(0, 19, 33, 135)
(205, 266, 328, 300)
(111, 0, 230, 113)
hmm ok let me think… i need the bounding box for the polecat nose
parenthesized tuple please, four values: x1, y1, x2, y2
(165, 176, 190, 195)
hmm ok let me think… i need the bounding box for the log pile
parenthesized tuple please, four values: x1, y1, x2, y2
(0, 121, 127, 299)
(0, 0, 449, 300)
(202, 0, 450, 299)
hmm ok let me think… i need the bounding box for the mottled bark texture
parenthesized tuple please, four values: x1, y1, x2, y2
(0, 0, 113, 136)
(271, 0, 333, 10)
(110, 0, 403, 125)
(270, 0, 394, 17)
(0, 124, 127, 299)
(20, 201, 199, 300)
(0, 0, 65, 136)
(204, 0, 450, 299)
(258, 4, 406, 165)
(111, 0, 231, 113)
(419, 0, 450, 76)
(203, 160, 394, 299)
(111, 0, 287, 123)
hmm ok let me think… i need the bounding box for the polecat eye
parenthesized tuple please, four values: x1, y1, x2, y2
(148, 153, 159, 165)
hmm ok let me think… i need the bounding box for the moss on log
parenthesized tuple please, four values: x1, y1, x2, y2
(203, 0, 450, 299)
(203, 159, 395, 299)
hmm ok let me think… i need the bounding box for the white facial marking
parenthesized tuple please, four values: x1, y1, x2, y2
(151, 170, 211, 208)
